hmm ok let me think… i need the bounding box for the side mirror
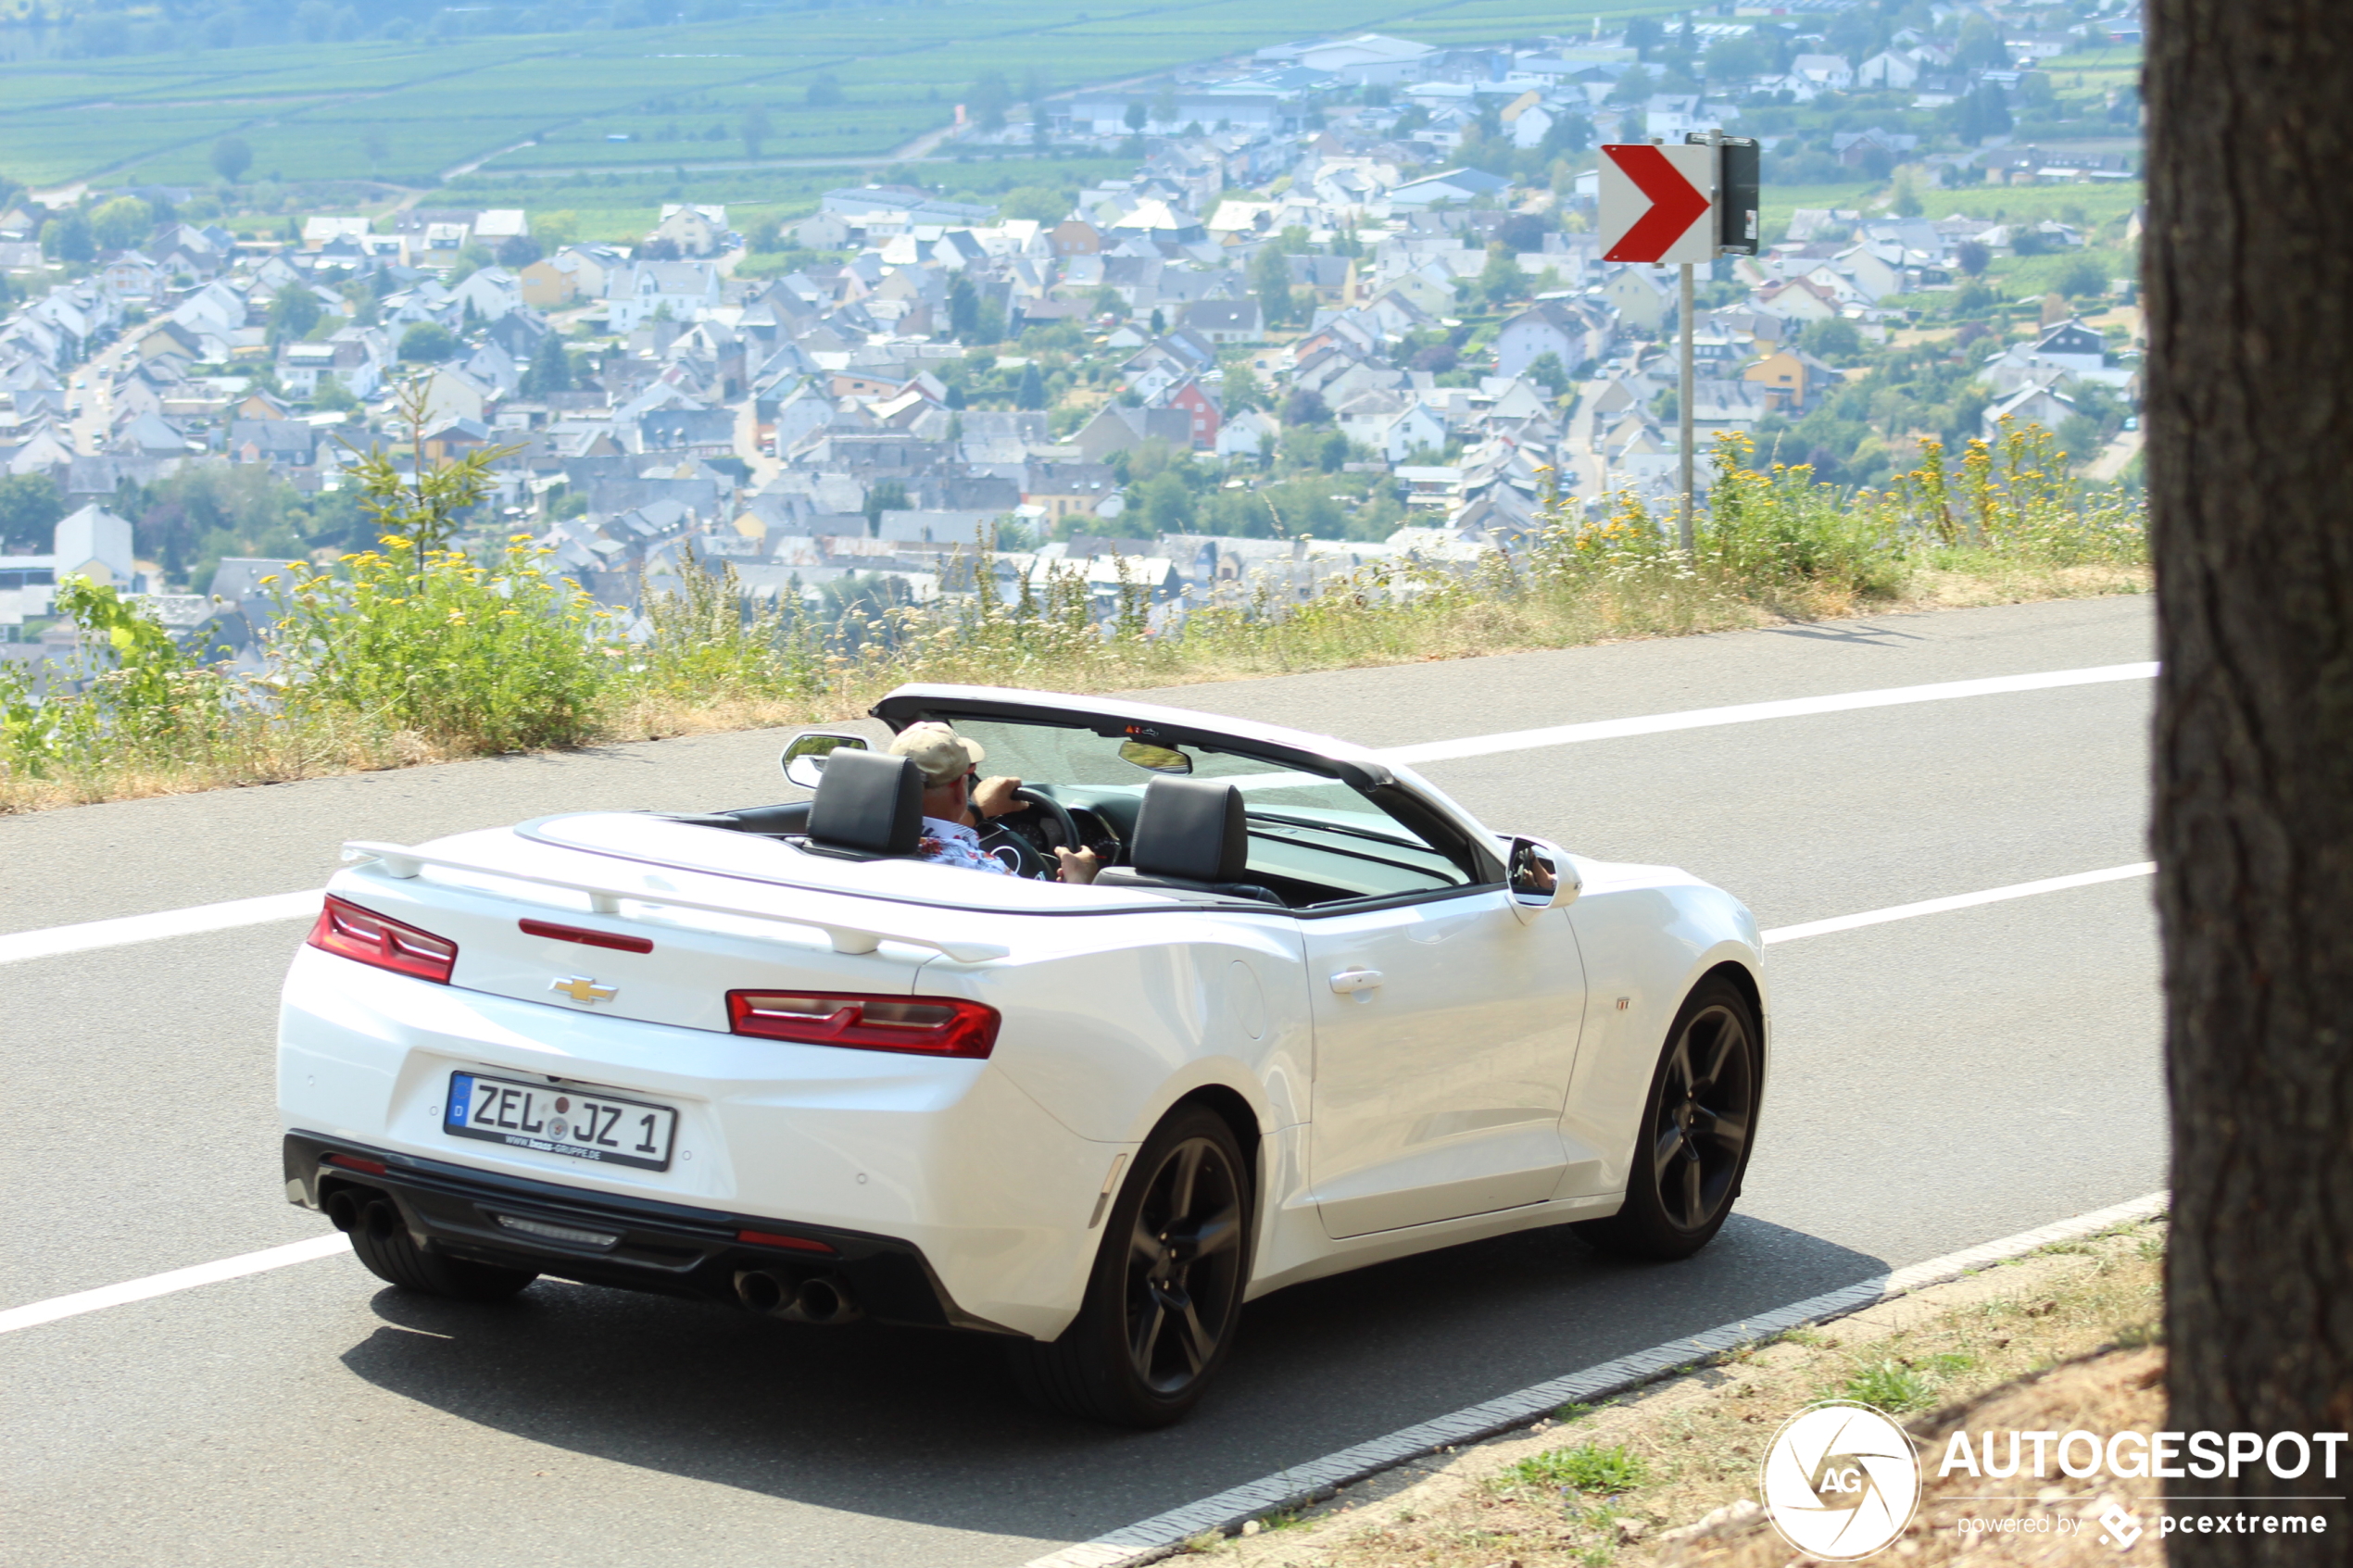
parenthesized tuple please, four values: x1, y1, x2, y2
(1507, 836, 1579, 917)
(781, 732, 868, 789)
(1118, 738, 1193, 774)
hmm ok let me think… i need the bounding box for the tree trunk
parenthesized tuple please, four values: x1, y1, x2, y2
(2146, 1, 2353, 1559)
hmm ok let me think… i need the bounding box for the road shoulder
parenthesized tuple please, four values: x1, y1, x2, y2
(1184, 1219, 2164, 1568)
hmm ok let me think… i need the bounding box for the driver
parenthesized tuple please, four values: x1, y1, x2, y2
(887, 722, 1101, 884)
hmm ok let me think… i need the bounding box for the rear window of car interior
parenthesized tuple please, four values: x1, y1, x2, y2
(938, 717, 1476, 900)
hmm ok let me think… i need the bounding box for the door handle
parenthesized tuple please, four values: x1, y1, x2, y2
(1328, 968, 1384, 996)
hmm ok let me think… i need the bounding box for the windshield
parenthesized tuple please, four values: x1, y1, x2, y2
(936, 715, 1473, 900)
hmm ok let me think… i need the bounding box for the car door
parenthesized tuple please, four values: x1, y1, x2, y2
(1304, 885, 1588, 1238)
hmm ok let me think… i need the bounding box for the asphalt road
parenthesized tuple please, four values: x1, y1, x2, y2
(0, 594, 2164, 1567)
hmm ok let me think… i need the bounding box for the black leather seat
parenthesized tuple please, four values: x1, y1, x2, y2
(803, 749, 925, 856)
(1095, 778, 1281, 904)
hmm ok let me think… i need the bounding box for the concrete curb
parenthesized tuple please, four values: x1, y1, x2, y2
(1022, 1191, 2171, 1568)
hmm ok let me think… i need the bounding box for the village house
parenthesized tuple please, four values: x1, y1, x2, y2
(1178, 299, 1265, 345)
(648, 204, 728, 257)
(1603, 268, 1677, 334)
(604, 261, 724, 332)
(1743, 348, 1839, 412)
(1165, 379, 1225, 450)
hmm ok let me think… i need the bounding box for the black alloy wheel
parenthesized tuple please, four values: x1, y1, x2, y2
(1123, 1131, 1247, 1395)
(1008, 1107, 1251, 1426)
(1574, 975, 1760, 1261)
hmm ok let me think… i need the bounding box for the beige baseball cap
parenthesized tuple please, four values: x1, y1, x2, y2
(887, 721, 986, 784)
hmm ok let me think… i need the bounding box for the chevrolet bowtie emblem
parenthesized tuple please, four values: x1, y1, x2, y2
(549, 975, 617, 1005)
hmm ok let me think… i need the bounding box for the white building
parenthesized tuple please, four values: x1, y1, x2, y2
(1855, 50, 1922, 89)
(1259, 33, 1437, 84)
(604, 261, 724, 332)
(55, 504, 137, 588)
(1791, 53, 1856, 90)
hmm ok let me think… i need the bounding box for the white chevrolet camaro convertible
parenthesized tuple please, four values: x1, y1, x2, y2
(279, 684, 1768, 1426)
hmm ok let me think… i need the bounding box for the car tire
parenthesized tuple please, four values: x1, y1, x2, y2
(1573, 975, 1761, 1262)
(346, 1195, 539, 1301)
(1007, 1106, 1252, 1428)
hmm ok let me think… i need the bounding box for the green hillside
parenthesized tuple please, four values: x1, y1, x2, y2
(0, 0, 1688, 191)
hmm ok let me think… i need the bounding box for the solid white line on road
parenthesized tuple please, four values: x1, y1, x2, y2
(1021, 1191, 2171, 1568)
(0, 1235, 348, 1337)
(0, 660, 2157, 967)
(0, 859, 2155, 1337)
(1380, 661, 2158, 768)
(1760, 861, 2157, 946)
(0, 889, 320, 968)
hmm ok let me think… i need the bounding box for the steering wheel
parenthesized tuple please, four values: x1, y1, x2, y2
(977, 789, 1080, 881)
(1012, 787, 1080, 850)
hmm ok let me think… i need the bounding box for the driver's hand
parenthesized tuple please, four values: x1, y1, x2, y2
(971, 775, 1028, 820)
(1055, 847, 1101, 884)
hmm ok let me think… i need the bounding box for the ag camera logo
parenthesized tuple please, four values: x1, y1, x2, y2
(1760, 1400, 1923, 1560)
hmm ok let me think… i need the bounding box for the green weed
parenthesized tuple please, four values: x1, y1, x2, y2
(1839, 1360, 1942, 1412)
(1501, 1443, 1650, 1497)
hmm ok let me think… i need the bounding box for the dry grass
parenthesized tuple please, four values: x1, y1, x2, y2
(1190, 1221, 2167, 1568)
(0, 714, 459, 814)
(1892, 560, 2148, 608)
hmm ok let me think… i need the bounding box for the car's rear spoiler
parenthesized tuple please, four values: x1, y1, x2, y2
(340, 840, 1011, 964)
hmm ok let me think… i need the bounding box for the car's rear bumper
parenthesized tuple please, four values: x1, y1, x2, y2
(284, 1131, 1017, 1334)
(277, 947, 1126, 1339)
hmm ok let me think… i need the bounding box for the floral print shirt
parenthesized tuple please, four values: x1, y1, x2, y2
(917, 816, 1017, 876)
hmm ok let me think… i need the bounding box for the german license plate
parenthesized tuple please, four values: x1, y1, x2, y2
(444, 1072, 677, 1172)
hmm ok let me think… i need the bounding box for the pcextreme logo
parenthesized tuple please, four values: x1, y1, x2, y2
(1759, 1400, 1923, 1560)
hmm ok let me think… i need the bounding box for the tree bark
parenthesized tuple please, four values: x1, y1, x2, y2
(2146, 1, 2353, 1559)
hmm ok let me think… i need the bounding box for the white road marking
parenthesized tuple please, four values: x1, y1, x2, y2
(0, 660, 2156, 966)
(0, 889, 320, 967)
(0, 861, 2157, 1337)
(1381, 660, 2157, 767)
(1021, 1191, 2171, 1568)
(1761, 861, 2156, 945)
(0, 1235, 348, 1337)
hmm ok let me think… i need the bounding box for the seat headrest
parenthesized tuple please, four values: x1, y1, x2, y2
(806, 749, 924, 855)
(1129, 777, 1250, 884)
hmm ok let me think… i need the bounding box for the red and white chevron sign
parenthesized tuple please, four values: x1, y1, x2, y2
(1599, 143, 1718, 265)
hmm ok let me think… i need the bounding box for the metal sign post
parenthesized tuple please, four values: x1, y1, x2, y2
(1679, 257, 1696, 552)
(1685, 132, 1760, 554)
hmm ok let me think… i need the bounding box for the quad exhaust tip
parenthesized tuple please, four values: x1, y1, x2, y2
(733, 1267, 862, 1325)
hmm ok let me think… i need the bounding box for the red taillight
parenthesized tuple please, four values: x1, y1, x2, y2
(519, 918, 653, 954)
(725, 991, 1000, 1059)
(323, 1153, 389, 1176)
(736, 1229, 836, 1254)
(307, 896, 459, 984)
